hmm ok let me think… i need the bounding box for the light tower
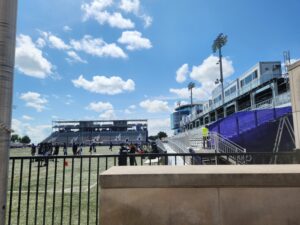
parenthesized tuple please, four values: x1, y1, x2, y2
(212, 33, 228, 104)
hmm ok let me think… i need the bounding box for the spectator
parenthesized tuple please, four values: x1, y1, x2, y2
(54, 143, 59, 155)
(118, 144, 128, 166)
(31, 143, 36, 156)
(129, 144, 137, 166)
(202, 125, 209, 149)
(63, 143, 67, 156)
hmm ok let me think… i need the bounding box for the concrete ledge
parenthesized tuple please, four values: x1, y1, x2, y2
(100, 165, 300, 188)
(288, 60, 300, 71)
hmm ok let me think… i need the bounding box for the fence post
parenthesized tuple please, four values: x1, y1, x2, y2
(0, 0, 18, 224)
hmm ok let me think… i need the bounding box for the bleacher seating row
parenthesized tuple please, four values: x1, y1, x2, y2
(42, 131, 148, 145)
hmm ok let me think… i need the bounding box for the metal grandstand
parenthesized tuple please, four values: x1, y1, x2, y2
(43, 119, 148, 145)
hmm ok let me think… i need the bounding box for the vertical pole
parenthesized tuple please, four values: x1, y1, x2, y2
(0, 0, 18, 224)
(219, 48, 224, 105)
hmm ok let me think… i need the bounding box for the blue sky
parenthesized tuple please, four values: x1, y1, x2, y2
(12, 0, 300, 143)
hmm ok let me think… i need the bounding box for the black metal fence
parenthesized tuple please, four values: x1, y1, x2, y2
(6, 152, 296, 225)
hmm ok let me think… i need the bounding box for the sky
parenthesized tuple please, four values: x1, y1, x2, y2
(12, 0, 300, 143)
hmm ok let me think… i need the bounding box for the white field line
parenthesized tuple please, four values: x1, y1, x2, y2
(7, 182, 97, 194)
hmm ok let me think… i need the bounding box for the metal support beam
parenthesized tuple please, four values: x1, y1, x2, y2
(0, 0, 18, 223)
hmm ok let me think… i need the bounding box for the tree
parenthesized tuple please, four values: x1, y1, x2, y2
(157, 131, 168, 140)
(11, 134, 20, 143)
(20, 135, 31, 144)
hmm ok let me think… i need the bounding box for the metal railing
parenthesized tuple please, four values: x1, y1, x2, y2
(6, 151, 297, 225)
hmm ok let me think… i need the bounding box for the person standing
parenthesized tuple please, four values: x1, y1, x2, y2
(63, 143, 67, 156)
(118, 144, 128, 166)
(129, 144, 137, 166)
(54, 143, 59, 155)
(201, 125, 209, 149)
(109, 141, 113, 151)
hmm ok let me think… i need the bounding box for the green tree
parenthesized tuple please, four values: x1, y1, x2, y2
(157, 131, 168, 140)
(11, 134, 20, 142)
(20, 135, 31, 144)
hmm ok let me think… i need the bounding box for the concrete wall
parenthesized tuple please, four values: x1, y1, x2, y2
(288, 61, 300, 150)
(100, 165, 300, 225)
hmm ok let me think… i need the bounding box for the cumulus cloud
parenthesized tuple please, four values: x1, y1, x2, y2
(86, 101, 113, 112)
(48, 34, 71, 50)
(140, 100, 170, 113)
(170, 87, 210, 100)
(190, 55, 234, 87)
(66, 51, 87, 64)
(81, 0, 135, 29)
(124, 104, 136, 114)
(119, 0, 139, 13)
(36, 38, 46, 48)
(12, 119, 51, 143)
(170, 55, 235, 101)
(119, 0, 152, 27)
(176, 63, 189, 83)
(20, 91, 48, 112)
(15, 34, 53, 78)
(118, 31, 152, 51)
(99, 109, 116, 120)
(63, 26, 72, 32)
(70, 35, 127, 58)
(148, 118, 171, 136)
(22, 115, 34, 121)
(72, 74, 135, 95)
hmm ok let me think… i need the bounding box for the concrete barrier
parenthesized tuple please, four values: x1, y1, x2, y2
(100, 165, 300, 225)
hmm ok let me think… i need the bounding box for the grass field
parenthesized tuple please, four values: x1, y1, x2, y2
(7, 146, 146, 225)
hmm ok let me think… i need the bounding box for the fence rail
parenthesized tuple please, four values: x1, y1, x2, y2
(6, 152, 296, 225)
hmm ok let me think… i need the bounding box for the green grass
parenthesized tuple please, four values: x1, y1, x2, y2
(6, 146, 135, 225)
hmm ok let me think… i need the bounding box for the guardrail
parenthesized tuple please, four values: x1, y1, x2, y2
(6, 151, 296, 225)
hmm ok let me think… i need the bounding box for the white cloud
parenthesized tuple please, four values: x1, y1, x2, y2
(22, 115, 34, 121)
(48, 34, 71, 50)
(119, 0, 139, 13)
(99, 109, 116, 120)
(36, 38, 46, 48)
(11, 118, 51, 144)
(118, 31, 152, 51)
(148, 118, 171, 136)
(20, 91, 48, 112)
(141, 15, 152, 27)
(119, 0, 152, 27)
(124, 104, 136, 114)
(86, 101, 113, 112)
(169, 87, 211, 100)
(140, 100, 170, 113)
(66, 51, 87, 64)
(82, 0, 135, 29)
(70, 35, 127, 58)
(190, 55, 234, 87)
(15, 34, 53, 79)
(63, 26, 72, 32)
(176, 63, 189, 83)
(170, 55, 235, 101)
(72, 74, 135, 95)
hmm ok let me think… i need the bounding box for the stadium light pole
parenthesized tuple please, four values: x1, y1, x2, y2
(212, 33, 228, 105)
(188, 82, 195, 106)
(0, 0, 18, 224)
